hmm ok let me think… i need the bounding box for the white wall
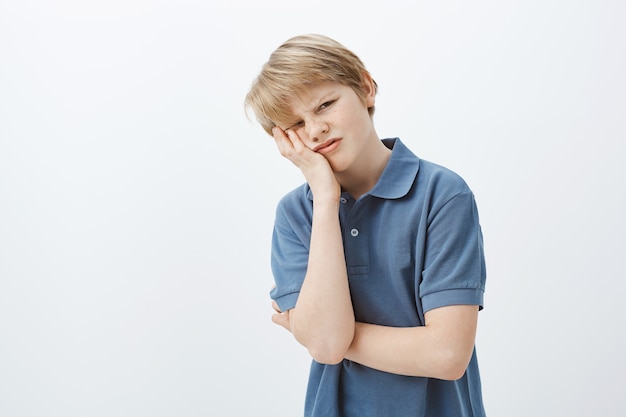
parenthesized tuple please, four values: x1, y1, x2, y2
(1, 1, 624, 415)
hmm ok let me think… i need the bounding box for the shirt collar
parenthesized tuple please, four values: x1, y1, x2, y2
(368, 138, 420, 199)
(306, 138, 420, 201)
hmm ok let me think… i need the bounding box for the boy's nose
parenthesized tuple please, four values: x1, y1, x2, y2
(306, 119, 329, 142)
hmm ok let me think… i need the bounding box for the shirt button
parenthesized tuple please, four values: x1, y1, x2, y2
(340, 197, 347, 204)
(350, 228, 359, 237)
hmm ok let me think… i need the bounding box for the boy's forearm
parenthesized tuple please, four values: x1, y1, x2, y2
(345, 305, 479, 380)
(290, 199, 355, 364)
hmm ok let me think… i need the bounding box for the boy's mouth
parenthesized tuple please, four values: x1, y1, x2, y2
(314, 138, 341, 154)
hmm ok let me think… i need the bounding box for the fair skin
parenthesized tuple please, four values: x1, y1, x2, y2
(271, 73, 479, 379)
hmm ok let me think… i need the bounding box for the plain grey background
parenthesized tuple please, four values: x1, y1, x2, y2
(1, 0, 624, 416)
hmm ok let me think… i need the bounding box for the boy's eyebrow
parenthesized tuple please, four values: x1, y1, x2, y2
(272, 116, 298, 132)
(284, 119, 303, 131)
(303, 91, 337, 112)
(312, 90, 336, 106)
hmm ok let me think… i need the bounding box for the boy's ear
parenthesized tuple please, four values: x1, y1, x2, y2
(361, 71, 377, 107)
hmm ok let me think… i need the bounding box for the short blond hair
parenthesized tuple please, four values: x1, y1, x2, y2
(245, 34, 377, 136)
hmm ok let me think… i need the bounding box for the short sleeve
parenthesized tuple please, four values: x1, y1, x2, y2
(269, 201, 311, 312)
(420, 191, 486, 312)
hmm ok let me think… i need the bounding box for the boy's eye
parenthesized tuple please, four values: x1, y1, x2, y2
(319, 100, 334, 110)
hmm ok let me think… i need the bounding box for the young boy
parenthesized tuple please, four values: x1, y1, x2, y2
(245, 34, 487, 417)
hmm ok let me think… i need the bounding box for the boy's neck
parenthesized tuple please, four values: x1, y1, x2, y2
(337, 138, 392, 200)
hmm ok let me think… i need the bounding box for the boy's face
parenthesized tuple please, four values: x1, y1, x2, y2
(276, 81, 377, 173)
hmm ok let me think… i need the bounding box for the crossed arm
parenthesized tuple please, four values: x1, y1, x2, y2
(273, 296, 478, 381)
(271, 126, 479, 380)
(270, 175, 479, 380)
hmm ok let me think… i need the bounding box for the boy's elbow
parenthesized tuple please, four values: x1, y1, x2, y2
(308, 344, 348, 365)
(291, 316, 354, 365)
(437, 363, 468, 381)
(310, 352, 344, 365)
(295, 331, 352, 365)
(433, 349, 472, 381)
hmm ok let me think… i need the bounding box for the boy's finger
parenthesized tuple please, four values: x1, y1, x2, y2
(272, 126, 288, 143)
(272, 126, 294, 157)
(285, 128, 308, 152)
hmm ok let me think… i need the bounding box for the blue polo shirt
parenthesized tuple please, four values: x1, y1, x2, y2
(270, 138, 486, 417)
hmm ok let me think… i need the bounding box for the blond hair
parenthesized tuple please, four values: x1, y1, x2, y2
(245, 34, 377, 136)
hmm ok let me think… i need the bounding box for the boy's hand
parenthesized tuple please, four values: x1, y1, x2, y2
(272, 126, 340, 202)
(271, 300, 292, 332)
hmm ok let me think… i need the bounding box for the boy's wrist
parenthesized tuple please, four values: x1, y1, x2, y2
(312, 197, 341, 210)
